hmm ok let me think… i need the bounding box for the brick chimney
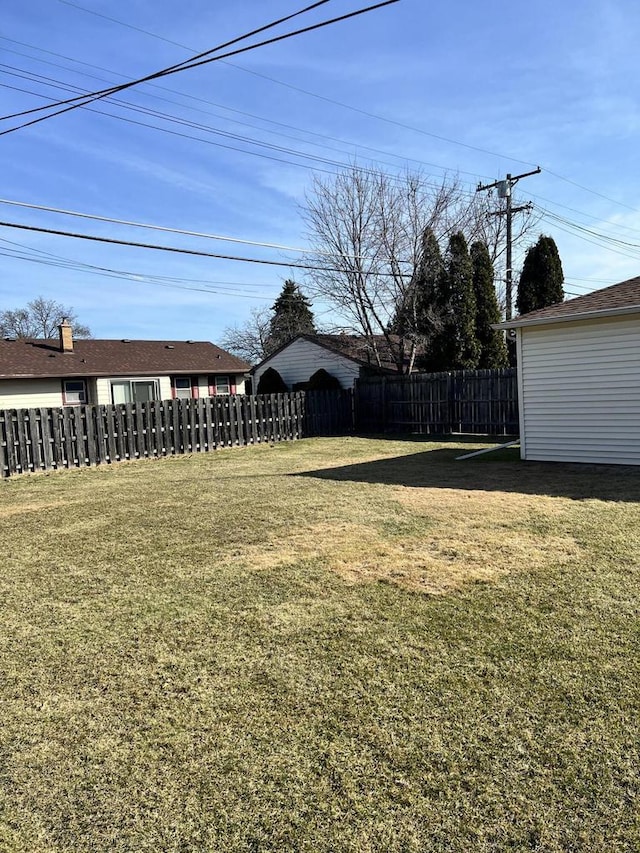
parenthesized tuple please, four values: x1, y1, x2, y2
(59, 318, 73, 353)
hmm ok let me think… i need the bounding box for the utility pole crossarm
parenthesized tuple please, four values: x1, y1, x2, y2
(476, 166, 541, 193)
(476, 167, 541, 321)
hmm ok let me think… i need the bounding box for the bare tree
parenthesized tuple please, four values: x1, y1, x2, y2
(302, 167, 492, 372)
(220, 306, 271, 364)
(302, 167, 539, 361)
(0, 296, 91, 339)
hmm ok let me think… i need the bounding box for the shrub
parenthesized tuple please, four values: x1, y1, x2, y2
(256, 367, 288, 394)
(308, 369, 342, 390)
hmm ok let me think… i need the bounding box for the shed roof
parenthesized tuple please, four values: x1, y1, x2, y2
(0, 337, 250, 380)
(495, 276, 640, 329)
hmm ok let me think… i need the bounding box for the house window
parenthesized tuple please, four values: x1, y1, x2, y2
(111, 379, 159, 404)
(63, 379, 87, 406)
(173, 376, 193, 400)
(214, 375, 231, 395)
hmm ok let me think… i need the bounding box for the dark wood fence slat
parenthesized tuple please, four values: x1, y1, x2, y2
(204, 397, 214, 450)
(134, 401, 145, 458)
(85, 406, 97, 466)
(196, 399, 205, 452)
(234, 395, 245, 446)
(212, 397, 221, 448)
(147, 402, 158, 457)
(15, 409, 30, 473)
(228, 396, 237, 446)
(94, 405, 107, 465)
(5, 411, 18, 475)
(113, 405, 125, 462)
(161, 401, 169, 454)
(0, 412, 8, 477)
(188, 399, 197, 453)
(179, 399, 190, 454)
(28, 409, 43, 472)
(73, 406, 85, 467)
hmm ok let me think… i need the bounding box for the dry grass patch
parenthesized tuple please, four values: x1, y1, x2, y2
(1, 437, 639, 852)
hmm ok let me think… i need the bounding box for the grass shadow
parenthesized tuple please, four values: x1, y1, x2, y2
(294, 446, 640, 502)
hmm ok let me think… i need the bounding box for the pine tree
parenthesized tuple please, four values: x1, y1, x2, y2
(426, 232, 479, 371)
(471, 241, 508, 368)
(516, 235, 564, 316)
(413, 228, 446, 338)
(266, 280, 316, 352)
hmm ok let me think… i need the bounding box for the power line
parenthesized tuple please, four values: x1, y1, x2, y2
(543, 168, 640, 216)
(0, 237, 337, 315)
(0, 248, 277, 299)
(1, 78, 444, 192)
(524, 189, 640, 238)
(0, 46, 495, 184)
(537, 210, 640, 263)
(540, 207, 640, 250)
(53, 0, 640, 216)
(1, 1, 332, 121)
(0, 196, 401, 262)
(0, 74, 485, 204)
(0, 1, 400, 136)
(2, 65, 462, 189)
(0, 236, 278, 289)
(56, 0, 540, 171)
(0, 219, 412, 276)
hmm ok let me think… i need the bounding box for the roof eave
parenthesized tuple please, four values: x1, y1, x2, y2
(493, 303, 640, 330)
(0, 366, 246, 380)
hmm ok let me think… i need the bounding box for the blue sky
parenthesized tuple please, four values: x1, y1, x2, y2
(2, 0, 640, 342)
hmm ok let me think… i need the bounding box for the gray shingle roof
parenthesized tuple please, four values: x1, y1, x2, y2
(498, 276, 640, 328)
(0, 338, 250, 380)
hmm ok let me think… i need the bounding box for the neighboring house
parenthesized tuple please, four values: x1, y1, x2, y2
(495, 276, 640, 465)
(252, 334, 403, 390)
(0, 321, 250, 409)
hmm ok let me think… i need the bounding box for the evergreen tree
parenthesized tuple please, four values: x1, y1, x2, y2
(516, 235, 565, 316)
(413, 228, 446, 339)
(471, 241, 508, 368)
(392, 228, 444, 338)
(425, 232, 479, 371)
(266, 280, 316, 352)
(388, 228, 446, 372)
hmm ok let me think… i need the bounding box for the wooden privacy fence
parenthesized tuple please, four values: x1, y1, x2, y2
(0, 372, 517, 478)
(356, 368, 518, 435)
(0, 390, 353, 478)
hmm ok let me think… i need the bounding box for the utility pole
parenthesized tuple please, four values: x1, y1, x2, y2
(476, 167, 541, 320)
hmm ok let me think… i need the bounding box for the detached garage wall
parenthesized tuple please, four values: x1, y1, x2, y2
(518, 314, 640, 465)
(253, 338, 361, 390)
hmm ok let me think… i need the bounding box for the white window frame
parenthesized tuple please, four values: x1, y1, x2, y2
(173, 376, 192, 400)
(110, 378, 160, 404)
(215, 375, 231, 395)
(63, 379, 87, 406)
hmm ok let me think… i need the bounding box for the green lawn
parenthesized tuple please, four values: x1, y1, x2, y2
(1, 437, 638, 852)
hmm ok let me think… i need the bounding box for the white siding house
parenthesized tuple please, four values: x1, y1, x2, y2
(252, 334, 399, 391)
(254, 337, 361, 390)
(0, 378, 63, 410)
(497, 277, 640, 466)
